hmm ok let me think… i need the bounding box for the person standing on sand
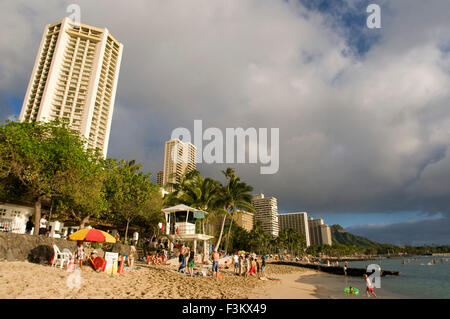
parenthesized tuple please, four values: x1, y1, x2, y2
(187, 248, 195, 277)
(364, 274, 377, 298)
(212, 249, 220, 277)
(249, 257, 257, 277)
(178, 246, 186, 273)
(233, 253, 239, 275)
(238, 254, 243, 276)
(244, 255, 250, 277)
(74, 241, 86, 270)
(260, 255, 266, 277)
(39, 214, 48, 235)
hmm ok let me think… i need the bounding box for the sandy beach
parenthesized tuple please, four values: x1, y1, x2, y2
(249, 271, 320, 299)
(0, 261, 319, 299)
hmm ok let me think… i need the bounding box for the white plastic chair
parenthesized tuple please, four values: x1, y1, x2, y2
(52, 244, 70, 269)
(62, 248, 72, 258)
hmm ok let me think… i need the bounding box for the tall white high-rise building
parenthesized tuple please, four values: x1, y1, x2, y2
(252, 194, 279, 237)
(19, 17, 123, 157)
(163, 139, 196, 192)
(278, 212, 311, 247)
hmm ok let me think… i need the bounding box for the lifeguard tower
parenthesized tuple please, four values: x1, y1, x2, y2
(162, 204, 213, 257)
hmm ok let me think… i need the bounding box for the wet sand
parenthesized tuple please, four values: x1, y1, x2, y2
(250, 271, 320, 299)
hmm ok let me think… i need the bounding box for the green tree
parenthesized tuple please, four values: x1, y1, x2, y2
(53, 153, 108, 227)
(0, 119, 100, 235)
(105, 159, 161, 242)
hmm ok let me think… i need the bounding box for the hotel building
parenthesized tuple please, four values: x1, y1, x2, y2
(156, 171, 164, 188)
(308, 217, 332, 246)
(251, 194, 279, 237)
(163, 139, 196, 192)
(278, 212, 311, 247)
(19, 17, 123, 157)
(235, 210, 254, 232)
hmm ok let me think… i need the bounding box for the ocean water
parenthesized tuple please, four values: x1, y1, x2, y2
(348, 256, 450, 299)
(297, 256, 450, 299)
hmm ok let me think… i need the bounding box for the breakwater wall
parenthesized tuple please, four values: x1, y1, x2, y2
(0, 231, 136, 263)
(270, 261, 400, 277)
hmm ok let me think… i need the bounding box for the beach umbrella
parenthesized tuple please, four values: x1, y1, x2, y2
(69, 228, 116, 243)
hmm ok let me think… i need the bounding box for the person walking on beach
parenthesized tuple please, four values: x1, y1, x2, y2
(344, 261, 348, 276)
(212, 249, 220, 277)
(187, 248, 195, 277)
(364, 274, 377, 298)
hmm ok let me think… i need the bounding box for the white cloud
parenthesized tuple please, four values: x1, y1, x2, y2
(1, 0, 450, 231)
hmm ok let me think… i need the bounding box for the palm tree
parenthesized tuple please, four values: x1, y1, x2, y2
(215, 172, 254, 254)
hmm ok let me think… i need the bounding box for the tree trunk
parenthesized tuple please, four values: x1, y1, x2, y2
(124, 219, 130, 244)
(214, 214, 227, 252)
(224, 217, 234, 255)
(80, 216, 90, 228)
(33, 197, 42, 235)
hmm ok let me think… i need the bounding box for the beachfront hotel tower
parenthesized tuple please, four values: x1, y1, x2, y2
(252, 194, 279, 237)
(308, 217, 332, 246)
(19, 17, 123, 157)
(278, 212, 311, 247)
(162, 139, 196, 192)
(156, 171, 164, 188)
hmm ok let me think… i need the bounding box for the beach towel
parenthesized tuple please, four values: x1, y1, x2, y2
(89, 256, 105, 272)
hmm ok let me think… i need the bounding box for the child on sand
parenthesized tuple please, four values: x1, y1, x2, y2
(364, 274, 377, 298)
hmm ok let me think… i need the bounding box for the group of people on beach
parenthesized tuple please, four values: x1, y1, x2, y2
(73, 241, 135, 272)
(177, 245, 196, 276)
(232, 252, 266, 277)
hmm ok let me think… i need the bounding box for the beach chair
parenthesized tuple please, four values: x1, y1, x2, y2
(51, 244, 70, 269)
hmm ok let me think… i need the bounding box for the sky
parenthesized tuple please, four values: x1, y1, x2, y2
(1, 0, 450, 245)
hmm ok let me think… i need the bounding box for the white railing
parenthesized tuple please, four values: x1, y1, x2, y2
(0, 219, 21, 233)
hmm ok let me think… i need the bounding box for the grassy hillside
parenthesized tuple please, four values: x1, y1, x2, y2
(331, 224, 380, 247)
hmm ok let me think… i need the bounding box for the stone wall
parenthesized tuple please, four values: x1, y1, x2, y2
(0, 231, 137, 263)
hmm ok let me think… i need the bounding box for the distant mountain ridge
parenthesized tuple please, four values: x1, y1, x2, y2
(331, 224, 380, 247)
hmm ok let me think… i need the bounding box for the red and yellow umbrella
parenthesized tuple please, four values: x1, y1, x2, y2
(68, 228, 116, 243)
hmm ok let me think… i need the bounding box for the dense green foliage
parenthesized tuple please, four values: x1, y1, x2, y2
(0, 120, 162, 237)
